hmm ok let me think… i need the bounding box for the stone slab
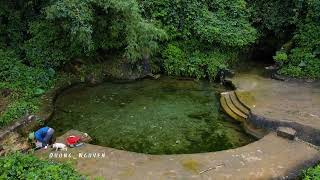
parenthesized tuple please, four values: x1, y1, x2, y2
(277, 127, 297, 140)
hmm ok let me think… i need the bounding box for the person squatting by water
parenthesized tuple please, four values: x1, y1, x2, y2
(29, 126, 55, 149)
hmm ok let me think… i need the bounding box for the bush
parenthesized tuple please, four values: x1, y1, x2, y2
(0, 49, 55, 96)
(278, 65, 303, 78)
(0, 49, 55, 126)
(273, 51, 288, 65)
(0, 153, 83, 180)
(162, 42, 235, 80)
(140, 0, 256, 79)
(140, 0, 257, 47)
(272, 0, 320, 79)
(0, 100, 38, 126)
(162, 44, 187, 76)
(302, 164, 320, 180)
(276, 47, 320, 78)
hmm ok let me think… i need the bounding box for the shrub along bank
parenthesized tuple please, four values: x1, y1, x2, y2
(0, 153, 83, 179)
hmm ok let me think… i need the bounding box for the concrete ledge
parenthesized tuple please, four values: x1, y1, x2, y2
(35, 132, 320, 179)
(249, 112, 320, 146)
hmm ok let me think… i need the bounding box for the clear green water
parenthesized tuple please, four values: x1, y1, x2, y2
(48, 77, 255, 154)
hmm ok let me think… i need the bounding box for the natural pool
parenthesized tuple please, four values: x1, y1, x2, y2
(48, 77, 255, 154)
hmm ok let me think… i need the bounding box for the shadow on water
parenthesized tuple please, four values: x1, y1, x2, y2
(47, 77, 255, 154)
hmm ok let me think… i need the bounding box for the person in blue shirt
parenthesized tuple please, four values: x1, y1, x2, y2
(29, 126, 55, 148)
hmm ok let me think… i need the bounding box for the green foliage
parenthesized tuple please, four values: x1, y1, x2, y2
(0, 99, 35, 126)
(43, 0, 166, 62)
(0, 153, 83, 180)
(162, 44, 186, 76)
(24, 20, 74, 69)
(278, 65, 303, 78)
(1, 0, 166, 68)
(45, 0, 95, 53)
(0, 0, 166, 126)
(0, 49, 55, 96)
(162, 42, 235, 79)
(278, 47, 320, 78)
(140, 0, 257, 47)
(248, 0, 320, 78)
(140, 0, 256, 79)
(302, 164, 320, 180)
(248, 0, 302, 33)
(0, 49, 54, 126)
(0, 100, 38, 126)
(273, 0, 320, 78)
(274, 51, 288, 64)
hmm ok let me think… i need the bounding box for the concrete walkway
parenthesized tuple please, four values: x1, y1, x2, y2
(36, 130, 320, 179)
(231, 72, 320, 129)
(230, 68, 320, 145)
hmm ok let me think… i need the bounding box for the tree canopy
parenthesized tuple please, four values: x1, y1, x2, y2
(0, 0, 319, 125)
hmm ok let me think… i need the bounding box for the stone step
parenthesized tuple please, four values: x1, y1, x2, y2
(223, 92, 248, 119)
(220, 95, 245, 122)
(229, 91, 250, 115)
(234, 90, 255, 110)
(243, 121, 268, 139)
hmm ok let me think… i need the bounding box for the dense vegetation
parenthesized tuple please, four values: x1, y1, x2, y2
(0, 153, 83, 179)
(140, 0, 257, 79)
(250, 0, 320, 78)
(0, 0, 319, 125)
(303, 164, 320, 180)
